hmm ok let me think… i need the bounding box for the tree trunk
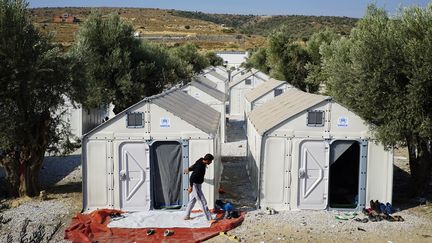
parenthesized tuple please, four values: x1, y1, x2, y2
(407, 138, 432, 197)
(0, 151, 20, 197)
(1, 112, 51, 198)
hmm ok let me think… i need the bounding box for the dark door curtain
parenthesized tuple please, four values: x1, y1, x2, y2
(151, 141, 182, 209)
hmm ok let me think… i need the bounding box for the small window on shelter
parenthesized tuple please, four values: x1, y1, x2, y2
(245, 79, 252, 85)
(274, 89, 283, 96)
(127, 112, 144, 128)
(307, 110, 325, 127)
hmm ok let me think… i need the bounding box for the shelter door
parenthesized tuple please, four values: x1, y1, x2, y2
(120, 142, 150, 211)
(298, 140, 329, 209)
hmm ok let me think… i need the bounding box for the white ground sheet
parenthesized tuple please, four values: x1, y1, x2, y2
(107, 211, 214, 228)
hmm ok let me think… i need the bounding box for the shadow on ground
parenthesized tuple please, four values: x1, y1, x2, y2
(226, 120, 246, 143)
(46, 181, 82, 195)
(39, 154, 81, 187)
(219, 156, 256, 211)
(392, 164, 432, 211)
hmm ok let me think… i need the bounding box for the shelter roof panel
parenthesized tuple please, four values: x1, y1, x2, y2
(248, 89, 330, 135)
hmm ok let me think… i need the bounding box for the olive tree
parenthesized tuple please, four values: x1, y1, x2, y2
(0, 0, 75, 197)
(321, 4, 432, 196)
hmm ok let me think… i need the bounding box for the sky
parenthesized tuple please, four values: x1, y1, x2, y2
(28, 0, 431, 18)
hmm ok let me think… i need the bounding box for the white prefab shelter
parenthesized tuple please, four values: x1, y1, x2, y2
(229, 70, 268, 119)
(216, 51, 248, 68)
(62, 98, 109, 139)
(182, 80, 228, 143)
(204, 66, 229, 78)
(244, 78, 292, 116)
(202, 71, 228, 94)
(250, 68, 270, 81)
(246, 89, 393, 211)
(231, 67, 246, 77)
(82, 89, 222, 212)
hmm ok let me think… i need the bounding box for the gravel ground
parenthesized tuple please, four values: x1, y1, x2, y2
(0, 150, 82, 243)
(1, 117, 431, 243)
(209, 116, 432, 242)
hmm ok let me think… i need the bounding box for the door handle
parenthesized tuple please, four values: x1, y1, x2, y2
(299, 168, 306, 178)
(120, 170, 127, 181)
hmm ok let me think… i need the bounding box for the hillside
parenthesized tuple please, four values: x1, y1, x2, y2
(30, 7, 357, 51)
(173, 10, 358, 39)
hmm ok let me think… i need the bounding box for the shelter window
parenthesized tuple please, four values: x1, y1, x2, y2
(127, 112, 144, 128)
(274, 89, 283, 96)
(307, 110, 325, 127)
(245, 79, 252, 85)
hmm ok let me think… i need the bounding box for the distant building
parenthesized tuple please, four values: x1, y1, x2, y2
(53, 13, 79, 23)
(215, 51, 249, 68)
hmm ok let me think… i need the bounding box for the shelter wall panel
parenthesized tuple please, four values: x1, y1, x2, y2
(269, 103, 327, 136)
(263, 138, 286, 205)
(87, 104, 147, 138)
(149, 104, 208, 136)
(329, 103, 370, 137)
(252, 83, 289, 111)
(85, 140, 109, 209)
(366, 142, 393, 204)
(189, 139, 216, 209)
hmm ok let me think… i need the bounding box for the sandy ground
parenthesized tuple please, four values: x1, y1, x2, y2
(1, 117, 432, 242)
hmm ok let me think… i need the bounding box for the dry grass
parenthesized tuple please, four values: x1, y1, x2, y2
(30, 7, 265, 51)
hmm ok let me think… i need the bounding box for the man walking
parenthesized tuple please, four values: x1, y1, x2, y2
(184, 153, 214, 221)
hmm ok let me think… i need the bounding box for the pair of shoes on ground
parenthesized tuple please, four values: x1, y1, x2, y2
(370, 200, 396, 215)
(146, 229, 174, 237)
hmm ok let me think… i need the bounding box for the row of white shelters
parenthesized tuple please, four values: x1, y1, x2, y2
(82, 88, 222, 212)
(246, 88, 393, 211)
(183, 79, 228, 143)
(229, 69, 268, 119)
(204, 66, 229, 78)
(202, 70, 229, 93)
(244, 78, 293, 116)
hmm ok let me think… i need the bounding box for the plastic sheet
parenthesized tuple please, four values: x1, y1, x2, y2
(64, 209, 245, 243)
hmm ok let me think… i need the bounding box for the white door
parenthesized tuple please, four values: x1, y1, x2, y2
(298, 140, 329, 209)
(120, 142, 150, 211)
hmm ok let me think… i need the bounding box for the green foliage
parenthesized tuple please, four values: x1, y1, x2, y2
(172, 10, 356, 39)
(0, 0, 76, 197)
(221, 28, 235, 33)
(70, 12, 197, 114)
(244, 47, 270, 74)
(170, 43, 209, 74)
(246, 27, 341, 93)
(241, 15, 357, 38)
(321, 4, 432, 195)
(205, 51, 224, 66)
(266, 29, 312, 91)
(172, 10, 256, 28)
(304, 28, 341, 92)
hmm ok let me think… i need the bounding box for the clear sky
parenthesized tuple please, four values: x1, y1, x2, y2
(28, 0, 431, 18)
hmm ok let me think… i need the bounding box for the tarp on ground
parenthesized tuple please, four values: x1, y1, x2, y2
(107, 211, 213, 228)
(64, 209, 245, 243)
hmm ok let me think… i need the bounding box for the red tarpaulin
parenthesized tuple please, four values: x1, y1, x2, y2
(64, 209, 245, 243)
